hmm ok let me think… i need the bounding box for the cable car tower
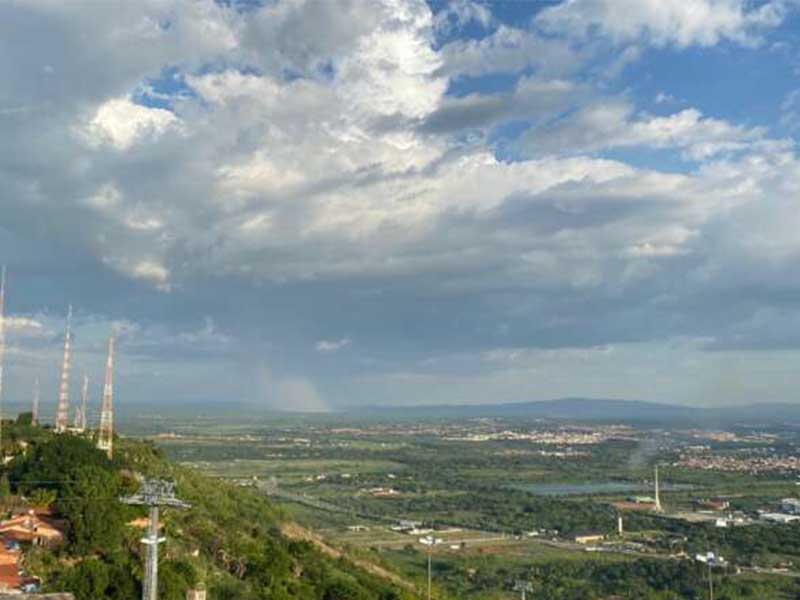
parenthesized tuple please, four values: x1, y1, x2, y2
(121, 479, 190, 600)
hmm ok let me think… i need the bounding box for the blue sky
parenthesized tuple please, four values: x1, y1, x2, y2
(2, 0, 800, 413)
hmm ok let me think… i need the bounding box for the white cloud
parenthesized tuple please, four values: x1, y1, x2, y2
(439, 25, 581, 78)
(433, 0, 492, 35)
(3, 316, 46, 336)
(537, 0, 791, 48)
(526, 101, 767, 160)
(3, 0, 800, 408)
(79, 96, 180, 150)
(132, 261, 170, 288)
(315, 338, 352, 353)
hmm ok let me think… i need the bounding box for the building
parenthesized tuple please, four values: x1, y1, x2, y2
(695, 552, 726, 567)
(781, 498, 800, 515)
(0, 546, 21, 592)
(574, 534, 605, 544)
(694, 498, 730, 512)
(391, 520, 422, 532)
(0, 596, 74, 599)
(760, 512, 800, 524)
(628, 495, 655, 504)
(0, 511, 64, 548)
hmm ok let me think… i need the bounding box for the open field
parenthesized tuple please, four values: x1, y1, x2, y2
(148, 415, 800, 598)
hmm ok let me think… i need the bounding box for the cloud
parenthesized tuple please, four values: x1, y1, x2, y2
(537, 0, 791, 48)
(433, 0, 492, 35)
(438, 25, 582, 78)
(1, 0, 800, 409)
(79, 97, 180, 150)
(523, 101, 768, 160)
(315, 338, 352, 353)
(421, 78, 582, 134)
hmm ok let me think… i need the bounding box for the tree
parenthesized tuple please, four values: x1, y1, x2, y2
(158, 559, 197, 600)
(56, 465, 126, 554)
(51, 559, 111, 600)
(16, 412, 34, 426)
(322, 578, 370, 600)
(0, 473, 10, 501)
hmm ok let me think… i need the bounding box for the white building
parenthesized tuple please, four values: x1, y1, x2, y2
(760, 512, 800, 524)
(781, 498, 800, 515)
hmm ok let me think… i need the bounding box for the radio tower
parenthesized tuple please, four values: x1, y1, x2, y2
(74, 374, 88, 432)
(0, 266, 6, 453)
(121, 480, 190, 600)
(32, 377, 40, 426)
(97, 335, 114, 459)
(55, 305, 73, 433)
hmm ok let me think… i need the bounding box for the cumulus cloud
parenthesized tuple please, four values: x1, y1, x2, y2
(537, 0, 790, 48)
(79, 97, 180, 150)
(1, 0, 800, 408)
(524, 101, 768, 160)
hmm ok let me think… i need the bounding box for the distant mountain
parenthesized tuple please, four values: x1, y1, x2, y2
(349, 397, 800, 426)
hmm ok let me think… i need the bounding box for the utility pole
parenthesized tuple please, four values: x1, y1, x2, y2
(425, 531, 440, 600)
(514, 580, 533, 600)
(121, 479, 190, 600)
(427, 549, 431, 600)
(708, 562, 714, 600)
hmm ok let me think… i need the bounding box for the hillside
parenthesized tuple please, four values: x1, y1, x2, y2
(351, 397, 800, 425)
(0, 416, 417, 600)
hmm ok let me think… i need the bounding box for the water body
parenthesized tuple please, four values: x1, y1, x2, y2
(513, 481, 695, 496)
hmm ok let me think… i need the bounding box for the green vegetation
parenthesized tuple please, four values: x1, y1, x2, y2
(0, 423, 418, 600)
(151, 416, 800, 598)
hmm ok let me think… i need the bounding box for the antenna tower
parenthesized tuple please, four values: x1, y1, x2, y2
(74, 374, 88, 432)
(32, 377, 39, 426)
(653, 464, 663, 513)
(97, 335, 114, 459)
(55, 305, 72, 432)
(121, 479, 190, 600)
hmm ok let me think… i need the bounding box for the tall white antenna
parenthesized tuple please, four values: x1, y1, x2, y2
(77, 373, 88, 432)
(97, 334, 114, 459)
(55, 305, 72, 433)
(654, 464, 663, 513)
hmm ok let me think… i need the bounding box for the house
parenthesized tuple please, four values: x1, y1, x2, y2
(0, 511, 64, 548)
(0, 546, 21, 592)
(0, 595, 74, 599)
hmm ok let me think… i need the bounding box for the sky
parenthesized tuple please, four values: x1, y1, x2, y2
(3, 0, 800, 413)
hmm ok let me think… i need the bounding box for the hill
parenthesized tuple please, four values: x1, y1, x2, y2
(350, 397, 800, 425)
(0, 418, 416, 600)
